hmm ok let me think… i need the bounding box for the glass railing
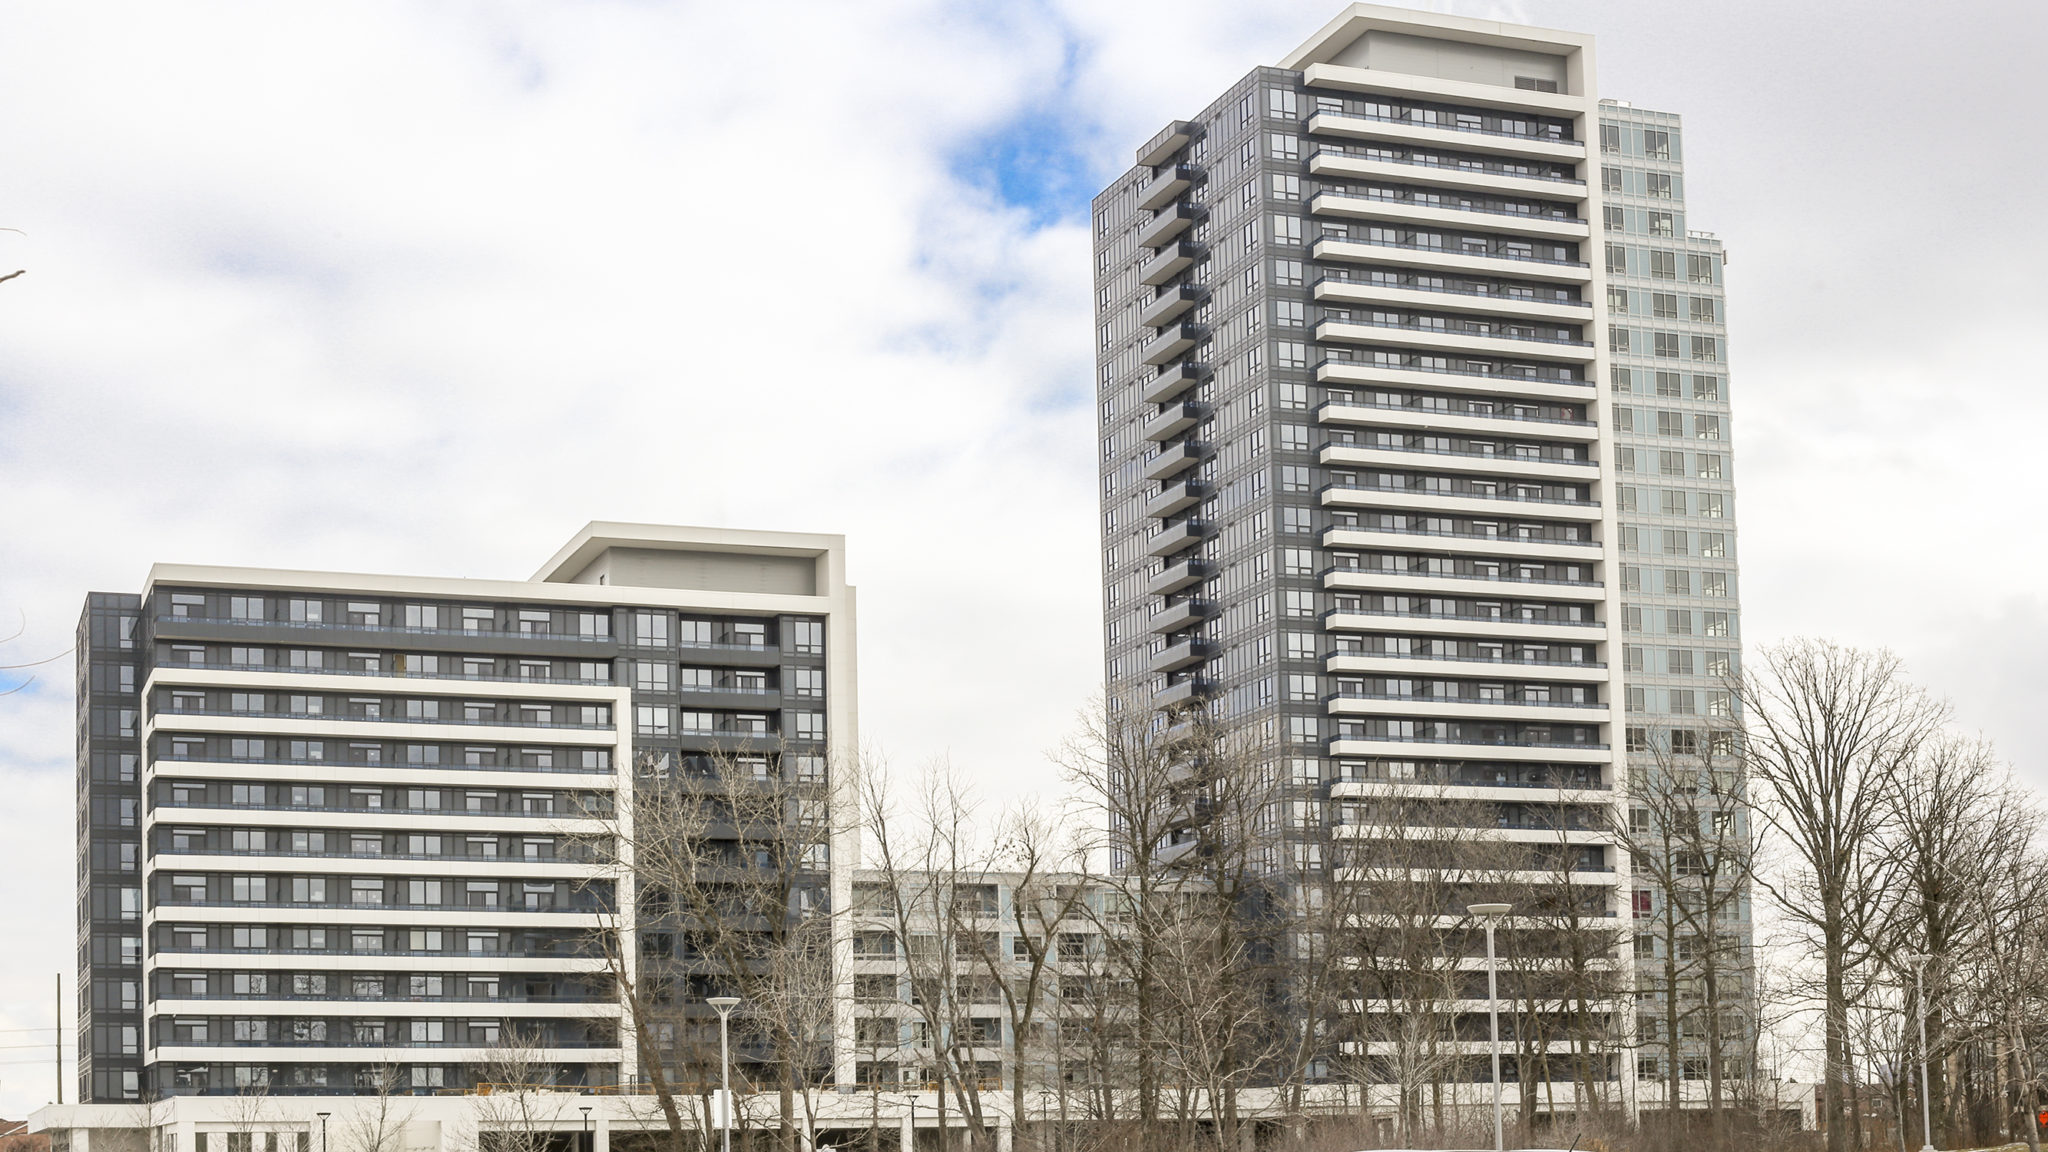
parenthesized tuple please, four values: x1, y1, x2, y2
(1314, 234, 1589, 269)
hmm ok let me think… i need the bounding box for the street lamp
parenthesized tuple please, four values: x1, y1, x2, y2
(1905, 954, 1936, 1152)
(707, 996, 742, 1152)
(902, 1094, 918, 1150)
(1468, 903, 1512, 1152)
(580, 1105, 592, 1152)
(316, 1112, 329, 1152)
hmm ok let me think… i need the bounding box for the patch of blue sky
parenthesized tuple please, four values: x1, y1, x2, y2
(952, 103, 1099, 229)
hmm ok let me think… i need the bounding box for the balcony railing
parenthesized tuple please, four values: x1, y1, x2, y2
(1325, 481, 1595, 508)
(1319, 357, 1589, 388)
(1319, 398, 1591, 428)
(1315, 234, 1590, 270)
(1328, 607, 1602, 629)
(1330, 690, 1604, 710)
(1313, 188, 1584, 225)
(1315, 273, 1587, 308)
(1327, 565, 1602, 590)
(1323, 522, 1597, 549)
(153, 707, 614, 731)
(1318, 316, 1593, 348)
(1313, 146, 1586, 187)
(1313, 109, 1579, 147)
(1329, 649, 1606, 670)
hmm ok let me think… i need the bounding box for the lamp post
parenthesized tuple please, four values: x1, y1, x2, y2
(316, 1112, 329, 1152)
(902, 1094, 918, 1151)
(580, 1105, 592, 1152)
(1905, 954, 1936, 1152)
(707, 996, 742, 1152)
(1468, 903, 1512, 1152)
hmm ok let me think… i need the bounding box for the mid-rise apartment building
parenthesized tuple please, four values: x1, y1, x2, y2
(1094, 3, 1747, 1097)
(75, 523, 856, 1101)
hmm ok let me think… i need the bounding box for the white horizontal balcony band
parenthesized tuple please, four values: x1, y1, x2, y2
(1339, 1039, 1607, 1058)
(1308, 192, 1588, 239)
(1325, 867, 1617, 890)
(1322, 569, 1606, 603)
(146, 758, 617, 790)
(1320, 482, 1603, 519)
(145, 809, 606, 835)
(1326, 696, 1605, 724)
(1345, 998, 1624, 1015)
(1327, 737, 1607, 765)
(1314, 278, 1591, 322)
(145, 667, 628, 703)
(151, 998, 621, 1019)
(1304, 112, 1585, 162)
(1313, 237, 1591, 285)
(1330, 779, 1613, 804)
(1302, 63, 1589, 118)
(1330, 915, 1629, 943)
(1326, 652, 1608, 683)
(1322, 528, 1596, 563)
(1319, 403, 1599, 443)
(1332, 821, 1618, 846)
(1314, 359, 1590, 402)
(149, 852, 610, 880)
(146, 952, 610, 974)
(148, 1045, 622, 1064)
(1317, 320, 1596, 365)
(148, 712, 620, 748)
(1309, 152, 1585, 204)
(146, 906, 608, 929)
(1325, 611, 1600, 644)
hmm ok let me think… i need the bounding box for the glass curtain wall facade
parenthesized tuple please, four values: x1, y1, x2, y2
(1599, 101, 1755, 1086)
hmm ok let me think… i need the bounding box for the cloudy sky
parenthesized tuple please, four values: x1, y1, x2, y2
(0, 0, 2041, 1115)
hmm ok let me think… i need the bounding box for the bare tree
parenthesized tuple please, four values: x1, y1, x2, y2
(572, 741, 843, 1152)
(337, 1066, 416, 1152)
(1739, 640, 1946, 1152)
(463, 1026, 575, 1152)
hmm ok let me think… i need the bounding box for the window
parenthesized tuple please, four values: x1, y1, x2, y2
(1607, 286, 1628, 313)
(1702, 571, 1730, 596)
(1599, 124, 1621, 153)
(634, 662, 671, 692)
(1688, 253, 1715, 283)
(634, 613, 670, 646)
(1663, 530, 1689, 555)
(1655, 371, 1682, 397)
(1652, 292, 1678, 319)
(1659, 450, 1685, 477)
(1602, 205, 1624, 232)
(1604, 243, 1626, 274)
(1623, 646, 1645, 672)
(1620, 565, 1642, 591)
(1666, 609, 1694, 635)
(636, 705, 672, 736)
(1275, 259, 1303, 287)
(1659, 489, 1686, 515)
(1692, 374, 1721, 401)
(1699, 493, 1725, 518)
(1653, 332, 1680, 358)
(1656, 411, 1684, 437)
(1601, 166, 1622, 193)
(1608, 325, 1631, 354)
(1648, 211, 1674, 237)
(1668, 649, 1696, 675)
(1690, 296, 1716, 322)
(1704, 611, 1732, 637)
(1622, 607, 1642, 633)
(1647, 173, 1673, 198)
(1650, 250, 1677, 279)
(1694, 414, 1723, 439)
(789, 667, 824, 697)
(1664, 568, 1691, 595)
(1643, 130, 1671, 159)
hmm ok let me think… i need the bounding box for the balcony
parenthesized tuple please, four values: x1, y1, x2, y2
(1313, 275, 1590, 323)
(1136, 163, 1200, 211)
(1148, 598, 1219, 634)
(1307, 148, 1586, 202)
(1136, 121, 1198, 167)
(1148, 557, 1213, 596)
(1139, 283, 1206, 329)
(1143, 401, 1207, 442)
(1308, 190, 1587, 241)
(1316, 399, 1598, 443)
(1149, 637, 1216, 673)
(1142, 358, 1208, 405)
(1314, 319, 1595, 365)
(1304, 111, 1585, 162)
(1137, 202, 1200, 250)
(1139, 240, 1202, 286)
(1154, 677, 1219, 710)
(1311, 236, 1592, 285)
(1141, 323, 1204, 366)
(1145, 517, 1216, 557)
(1142, 439, 1211, 481)
(1145, 477, 1211, 519)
